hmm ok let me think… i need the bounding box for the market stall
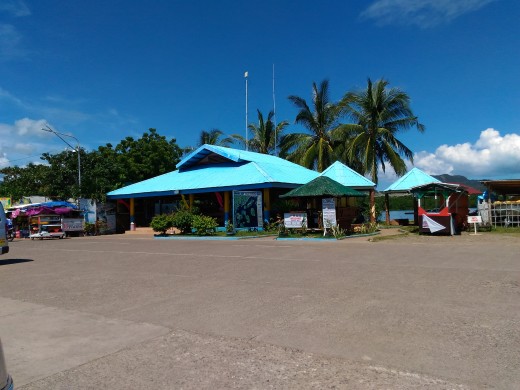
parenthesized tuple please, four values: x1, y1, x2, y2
(410, 183, 469, 235)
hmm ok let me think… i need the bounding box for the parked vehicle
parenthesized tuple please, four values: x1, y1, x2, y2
(0, 338, 13, 390)
(0, 203, 9, 254)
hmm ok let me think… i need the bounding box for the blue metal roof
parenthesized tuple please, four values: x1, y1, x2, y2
(107, 145, 319, 199)
(319, 161, 375, 189)
(383, 167, 440, 193)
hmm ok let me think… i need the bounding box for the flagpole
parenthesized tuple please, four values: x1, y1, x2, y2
(272, 64, 277, 156)
(245, 71, 249, 151)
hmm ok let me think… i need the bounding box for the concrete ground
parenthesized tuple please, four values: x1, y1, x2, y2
(0, 231, 519, 389)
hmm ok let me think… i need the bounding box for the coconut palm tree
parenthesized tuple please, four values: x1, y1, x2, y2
(246, 109, 289, 154)
(197, 129, 234, 147)
(336, 78, 425, 184)
(280, 80, 342, 172)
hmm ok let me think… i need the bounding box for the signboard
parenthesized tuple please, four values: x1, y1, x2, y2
(322, 198, 337, 227)
(233, 191, 263, 228)
(467, 215, 482, 224)
(0, 197, 11, 208)
(62, 218, 84, 231)
(284, 212, 306, 228)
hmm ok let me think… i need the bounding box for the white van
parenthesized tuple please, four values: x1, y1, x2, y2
(0, 203, 9, 255)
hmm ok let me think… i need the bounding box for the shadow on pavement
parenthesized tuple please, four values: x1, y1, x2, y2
(0, 258, 34, 266)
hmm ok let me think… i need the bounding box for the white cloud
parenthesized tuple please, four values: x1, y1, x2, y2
(361, 0, 497, 27)
(11, 118, 51, 137)
(0, 0, 30, 17)
(414, 128, 520, 178)
(0, 23, 24, 59)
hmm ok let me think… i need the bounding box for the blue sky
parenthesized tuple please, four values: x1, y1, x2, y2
(0, 0, 519, 189)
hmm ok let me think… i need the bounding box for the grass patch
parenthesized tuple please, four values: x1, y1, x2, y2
(488, 226, 520, 235)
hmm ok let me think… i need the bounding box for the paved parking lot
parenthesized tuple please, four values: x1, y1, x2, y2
(1, 233, 519, 389)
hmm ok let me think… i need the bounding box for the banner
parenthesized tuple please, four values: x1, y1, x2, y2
(421, 214, 445, 233)
(284, 212, 306, 228)
(322, 198, 337, 227)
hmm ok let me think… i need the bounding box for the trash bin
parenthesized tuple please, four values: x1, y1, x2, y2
(0, 339, 13, 390)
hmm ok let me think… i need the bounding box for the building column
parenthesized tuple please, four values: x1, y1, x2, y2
(224, 191, 231, 224)
(263, 188, 270, 223)
(129, 197, 136, 231)
(189, 194, 194, 210)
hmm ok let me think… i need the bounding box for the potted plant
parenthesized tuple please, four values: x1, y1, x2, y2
(225, 220, 235, 235)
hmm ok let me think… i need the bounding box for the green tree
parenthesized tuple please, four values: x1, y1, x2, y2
(280, 80, 342, 172)
(337, 78, 425, 184)
(246, 109, 289, 154)
(41, 149, 84, 199)
(115, 128, 183, 186)
(0, 163, 52, 201)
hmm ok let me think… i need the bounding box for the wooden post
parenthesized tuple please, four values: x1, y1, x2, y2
(189, 194, 194, 210)
(384, 193, 390, 224)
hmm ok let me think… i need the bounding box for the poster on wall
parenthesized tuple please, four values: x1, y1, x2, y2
(233, 191, 263, 228)
(79, 198, 117, 233)
(322, 198, 337, 227)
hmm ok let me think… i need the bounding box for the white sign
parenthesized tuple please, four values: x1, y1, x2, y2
(62, 218, 84, 232)
(284, 212, 306, 228)
(467, 216, 482, 224)
(322, 198, 337, 227)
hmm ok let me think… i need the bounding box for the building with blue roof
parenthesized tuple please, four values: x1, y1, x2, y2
(381, 167, 440, 224)
(107, 144, 378, 231)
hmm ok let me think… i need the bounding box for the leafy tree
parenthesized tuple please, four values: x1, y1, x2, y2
(246, 109, 289, 154)
(114, 128, 183, 186)
(41, 149, 84, 199)
(280, 80, 342, 172)
(337, 78, 425, 184)
(0, 128, 182, 202)
(0, 163, 51, 201)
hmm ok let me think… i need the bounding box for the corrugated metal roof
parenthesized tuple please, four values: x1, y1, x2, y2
(383, 167, 440, 193)
(319, 161, 375, 189)
(107, 145, 319, 199)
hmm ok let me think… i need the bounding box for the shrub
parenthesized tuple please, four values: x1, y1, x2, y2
(359, 222, 379, 234)
(172, 210, 194, 234)
(150, 213, 174, 235)
(225, 220, 235, 233)
(331, 224, 346, 239)
(192, 215, 218, 236)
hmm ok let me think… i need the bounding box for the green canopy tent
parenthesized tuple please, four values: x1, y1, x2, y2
(280, 176, 364, 198)
(280, 176, 365, 230)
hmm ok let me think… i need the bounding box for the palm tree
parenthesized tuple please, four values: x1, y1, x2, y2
(247, 109, 289, 154)
(280, 80, 342, 172)
(336, 78, 425, 184)
(197, 129, 234, 147)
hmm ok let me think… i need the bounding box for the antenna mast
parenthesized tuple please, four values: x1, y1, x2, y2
(245, 71, 249, 151)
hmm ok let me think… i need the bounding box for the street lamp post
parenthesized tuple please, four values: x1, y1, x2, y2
(41, 126, 81, 197)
